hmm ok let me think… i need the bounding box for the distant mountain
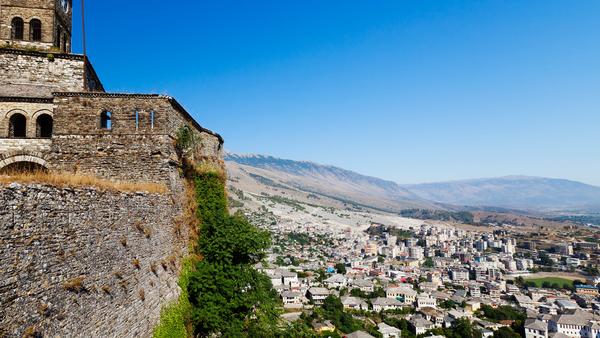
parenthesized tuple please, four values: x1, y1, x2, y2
(225, 153, 436, 212)
(226, 154, 600, 213)
(404, 176, 600, 213)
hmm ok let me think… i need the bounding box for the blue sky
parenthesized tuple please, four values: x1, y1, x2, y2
(72, 1, 600, 186)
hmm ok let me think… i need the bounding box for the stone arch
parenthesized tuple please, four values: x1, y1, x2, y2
(3, 109, 29, 120)
(0, 154, 49, 173)
(31, 109, 53, 120)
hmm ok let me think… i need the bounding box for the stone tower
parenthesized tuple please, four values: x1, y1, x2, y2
(0, 0, 73, 52)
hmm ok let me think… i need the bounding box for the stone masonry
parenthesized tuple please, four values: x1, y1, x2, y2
(0, 1, 224, 336)
(0, 183, 189, 337)
(1, 0, 73, 52)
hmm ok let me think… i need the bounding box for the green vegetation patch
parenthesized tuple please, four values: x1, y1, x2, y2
(400, 209, 474, 224)
(153, 258, 195, 338)
(188, 171, 282, 337)
(524, 277, 574, 289)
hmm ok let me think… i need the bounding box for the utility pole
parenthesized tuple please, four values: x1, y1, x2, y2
(81, 0, 86, 57)
(81, 0, 88, 90)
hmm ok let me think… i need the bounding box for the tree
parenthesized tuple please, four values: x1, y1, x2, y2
(350, 288, 367, 298)
(187, 171, 282, 337)
(321, 296, 362, 334)
(480, 305, 526, 321)
(439, 299, 458, 309)
(493, 327, 521, 338)
(335, 262, 347, 274)
(423, 257, 434, 268)
(369, 287, 386, 299)
(452, 318, 482, 338)
(538, 252, 554, 266)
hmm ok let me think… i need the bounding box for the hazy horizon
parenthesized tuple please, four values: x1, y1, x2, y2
(71, 1, 600, 186)
(226, 151, 600, 188)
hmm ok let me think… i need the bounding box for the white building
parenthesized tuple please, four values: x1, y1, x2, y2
(378, 322, 401, 338)
(386, 286, 417, 305)
(548, 310, 599, 338)
(416, 294, 437, 309)
(341, 296, 368, 311)
(524, 319, 548, 338)
(450, 269, 470, 282)
(281, 291, 302, 305)
(307, 287, 330, 305)
(372, 297, 404, 312)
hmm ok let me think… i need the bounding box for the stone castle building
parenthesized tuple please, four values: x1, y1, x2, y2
(0, 0, 223, 185)
(0, 1, 224, 336)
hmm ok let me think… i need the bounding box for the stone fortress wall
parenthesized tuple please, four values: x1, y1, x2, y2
(0, 183, 190, 337)
(0, 49, 103, 98)
(47, 92, 223, 186)
(0, 50, 222, 187)
(0, 2, 225, 335)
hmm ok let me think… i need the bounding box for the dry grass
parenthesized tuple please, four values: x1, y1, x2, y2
(143, 227, 153, 239)
(102, 285, 112, 295)
(63, 276, 86, 293)
(38, 303, 50, 317)
(174, 180, 200, 244)
(22, 326, 41, 338)
(194, 161, 226, 178)
(0, 171, 167, 194)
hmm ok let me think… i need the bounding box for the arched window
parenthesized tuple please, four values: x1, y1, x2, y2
(36, 114, 53, 138)
(30, 19, 42, 41)
(11, 17, 24, 40)
(9, 114, 27, 138)
(100, 111, 112, 130)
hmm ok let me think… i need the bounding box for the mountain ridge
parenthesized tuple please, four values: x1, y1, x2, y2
(225, 152, 600, 213)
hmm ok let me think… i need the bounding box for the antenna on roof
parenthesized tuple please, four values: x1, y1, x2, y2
(81, 0, 88, 90)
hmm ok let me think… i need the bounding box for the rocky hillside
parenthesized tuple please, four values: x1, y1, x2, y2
(226, 154, 600, 214)
(226, 153, 436, 212)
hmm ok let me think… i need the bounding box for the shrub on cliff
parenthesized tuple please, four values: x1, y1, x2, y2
(187, 170, 281, 337)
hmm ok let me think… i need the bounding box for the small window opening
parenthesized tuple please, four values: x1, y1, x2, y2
(135, 110, 139, 130)
(11, 17, 24, 40)
(9, 114, 27, 138)
(150, 111, 155, 129)
(36, 114, 53, 138)
(101, 111, 112, 130)
(55, 27, 62, 47)
(62, 33, 67, 52)
(30, 19, 42, 41)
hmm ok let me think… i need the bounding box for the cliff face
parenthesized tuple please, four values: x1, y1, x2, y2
(0, 183, 189, 337)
